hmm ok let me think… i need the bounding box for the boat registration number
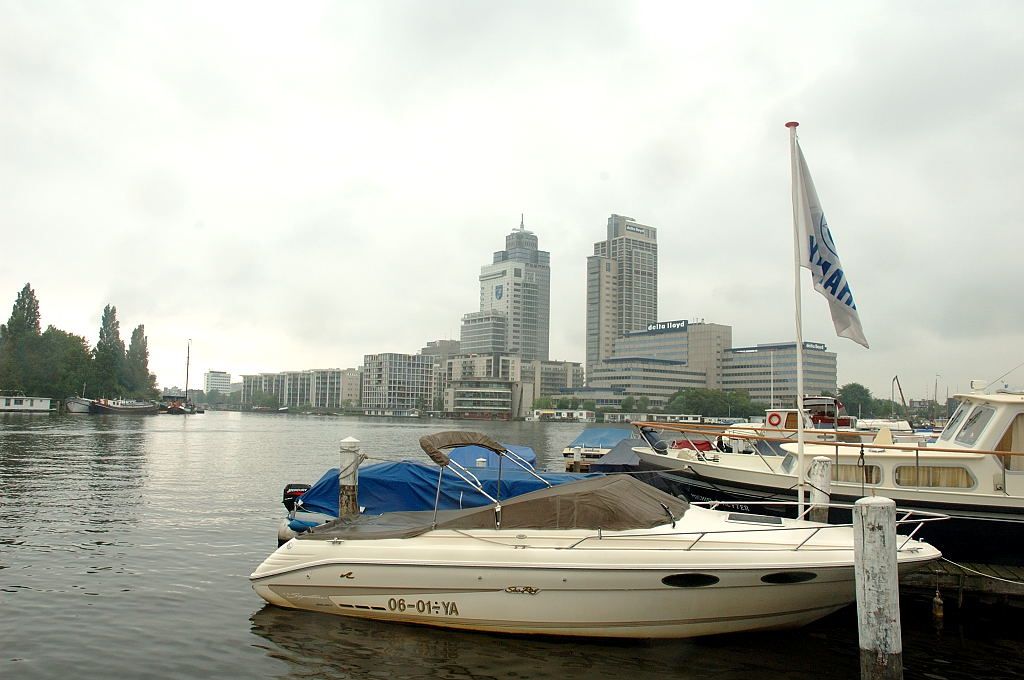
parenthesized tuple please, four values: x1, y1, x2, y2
(387, 598, 460, 616)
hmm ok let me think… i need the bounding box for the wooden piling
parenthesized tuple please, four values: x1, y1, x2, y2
(807, 456, 832, 523)
(854, 497, 903, 680)
(338, 436, 362, 519)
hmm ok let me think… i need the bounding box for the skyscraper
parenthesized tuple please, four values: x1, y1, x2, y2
(460, 217, 551, 361)
(586, 214, 658, 380)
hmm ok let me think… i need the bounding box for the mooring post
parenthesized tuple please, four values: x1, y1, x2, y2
(807, 456, 832, 523)
(854, 496, 903, 680)
(338, 436, 362, 519)
(571, 445, 582, 473)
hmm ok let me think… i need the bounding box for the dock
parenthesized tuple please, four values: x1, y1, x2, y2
(902, 559, 1024, 606)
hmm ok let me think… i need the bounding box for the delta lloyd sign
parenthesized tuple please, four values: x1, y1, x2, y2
(644, 320, 688, 333)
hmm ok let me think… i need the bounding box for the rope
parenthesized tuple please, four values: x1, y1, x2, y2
(939, 557, 1024, 586)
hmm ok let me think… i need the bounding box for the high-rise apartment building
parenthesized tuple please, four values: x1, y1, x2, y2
(586, 214, 658, 380)
(460, 218, 550, 361)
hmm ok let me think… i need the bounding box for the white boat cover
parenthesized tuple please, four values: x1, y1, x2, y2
(301, 475, 689, 541)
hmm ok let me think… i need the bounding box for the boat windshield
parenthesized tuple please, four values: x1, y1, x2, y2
(954, 405, 996, 447)
(939, 401, 970, 441)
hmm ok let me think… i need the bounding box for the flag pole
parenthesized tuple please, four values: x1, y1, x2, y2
(787, 121, 807, 518)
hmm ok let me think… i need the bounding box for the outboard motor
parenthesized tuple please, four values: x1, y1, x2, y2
(282, 483, 310, 512)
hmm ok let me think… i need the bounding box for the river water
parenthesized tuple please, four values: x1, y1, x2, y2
(1, 412, 1021, 679)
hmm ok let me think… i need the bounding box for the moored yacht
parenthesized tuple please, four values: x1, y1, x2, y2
(633, 388, 1024, 564)
(251, 430, 941, 639)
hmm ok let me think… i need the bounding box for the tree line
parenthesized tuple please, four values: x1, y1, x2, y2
(0, 284, 158, 401)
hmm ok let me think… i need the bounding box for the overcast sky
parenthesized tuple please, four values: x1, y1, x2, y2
(3, 1, 1022, 401)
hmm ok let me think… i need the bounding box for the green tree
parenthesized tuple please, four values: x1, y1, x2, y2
(620, 396, 636, 412)
(125, 324, 157, 398)
(35, 327, 93, 400)
(556, 397, 572, 409)
(838, 383, 875, 418)
(581, 400, 596, 411)
(250, 390, 279, 408)
(0, 284, 44, 391)
(93, 305, 127, 397)
(637, 396, 650, 412)
(532, 396, 553, 409)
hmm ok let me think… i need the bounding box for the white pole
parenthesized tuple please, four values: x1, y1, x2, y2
(853, 497, 903, 680)
(338, 436, 362, 518)
(807, 456, 832, 524)
(787, 121, 807, 517)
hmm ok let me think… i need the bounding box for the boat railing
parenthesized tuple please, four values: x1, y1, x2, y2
(559, 502, 947, 552)
(633, 419, 1024, 457)
(419, 431, 553, 530)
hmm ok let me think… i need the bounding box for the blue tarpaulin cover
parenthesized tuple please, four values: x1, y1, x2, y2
(565, 427, 634, 449)
(296, 460, 600, 516)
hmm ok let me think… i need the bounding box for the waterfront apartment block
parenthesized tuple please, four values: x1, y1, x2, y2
(522, 359, 584, 398)
(443, 377, 535, 420)
(586, 214, 658, 380)
(204, 370, 231, 395)
(241, 368, 351, 408)
(720, 342, 838, 407)
(339, 368, 362, 407)
(361, 353, 433, 417)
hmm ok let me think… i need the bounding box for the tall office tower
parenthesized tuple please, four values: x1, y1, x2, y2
(460, 217, 551, 361)
(585, 214, 658, 381)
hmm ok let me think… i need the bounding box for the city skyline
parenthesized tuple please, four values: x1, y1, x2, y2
(4, 3, 1022, 402)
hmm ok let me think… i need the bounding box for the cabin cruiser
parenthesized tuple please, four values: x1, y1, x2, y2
(633, 388, 1024, 564)
(252, 430, 940, 639)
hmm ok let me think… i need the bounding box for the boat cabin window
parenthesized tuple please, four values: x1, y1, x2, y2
(894, 466, 974, 488)
(832, 464, 881, 485)
(994, 413, 1024, 472)
(780, 453, 797, 474)
(13, 398, 23, 405)
(954, 406, 996, 447)
(939, 401, 969, 441)
(785, 413, 799, 429)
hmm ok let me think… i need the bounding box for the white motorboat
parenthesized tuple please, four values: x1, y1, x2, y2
(251, 431, 940, 639)
(632, 387, 1024, 564)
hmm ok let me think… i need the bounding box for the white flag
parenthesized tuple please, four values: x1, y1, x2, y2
(792, 138, 869, 348)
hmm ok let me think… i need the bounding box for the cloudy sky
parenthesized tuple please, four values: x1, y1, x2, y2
(3, 1, 1022, 400)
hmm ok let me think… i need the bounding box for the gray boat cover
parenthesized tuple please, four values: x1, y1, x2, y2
(301, 475, 689, 541)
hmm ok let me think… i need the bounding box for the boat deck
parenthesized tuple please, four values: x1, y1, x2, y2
(902, 560, 1024, 604)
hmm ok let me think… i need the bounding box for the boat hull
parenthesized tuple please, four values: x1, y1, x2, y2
(88, 400, 159, 415)
(64, 397, 92, 414)
(251, 518, 938, 639)
(254, 561, 853, 638)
